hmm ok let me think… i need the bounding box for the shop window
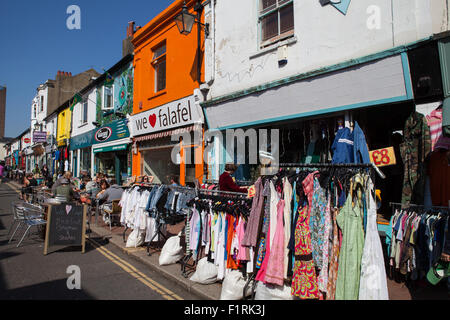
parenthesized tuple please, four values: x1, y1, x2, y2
(103, 86, 113, 110)
(259, 0, 294, 47)
(152, 43, 166, 93)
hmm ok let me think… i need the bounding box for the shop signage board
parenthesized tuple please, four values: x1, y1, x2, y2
(130, 95, 203, 137)
(33, 131, 47, 143)
(70, 130, 94, 150)
(93, 143, 128, 153)
(43, 204, 87, 255)
(93, 119, 130, 145)
(369, 147, 396, 167)
(70, 119, 131, 150)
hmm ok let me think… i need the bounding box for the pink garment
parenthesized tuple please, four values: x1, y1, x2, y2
(264, 200, 286, 286)
(236, 217, 248, 261)
(302, 171, 319, 217)
(255, 224, 271, 282)
(427, 108, 450, 150)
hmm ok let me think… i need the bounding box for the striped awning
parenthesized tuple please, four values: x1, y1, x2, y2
(133, 124, 202, 143)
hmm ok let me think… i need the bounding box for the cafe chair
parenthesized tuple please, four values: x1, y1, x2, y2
(8, 201, 42, 237)
(9, 202, 46, 248)
(102, 199, 122, 231)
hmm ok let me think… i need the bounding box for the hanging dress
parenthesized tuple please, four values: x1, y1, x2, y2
(359, 178, 389, 300)
(326, 206, 341, 300)
(264, 199, 286, 286)
(335, 175, 365, 300)
(291, 206, 320, 299)
(283, 178, 293, 279)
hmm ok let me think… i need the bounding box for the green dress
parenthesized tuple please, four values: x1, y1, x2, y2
(335, 178, 365, 300)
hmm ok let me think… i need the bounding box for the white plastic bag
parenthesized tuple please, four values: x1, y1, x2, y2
(254, 281, 293, 300)
(220, 270, 253, 300)
(159, 235, 184, 266)
(190, 257, 219, 284)
(126, 229, 145, 248)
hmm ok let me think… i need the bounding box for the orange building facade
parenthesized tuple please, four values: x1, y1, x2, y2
(129, 0, 206, 186)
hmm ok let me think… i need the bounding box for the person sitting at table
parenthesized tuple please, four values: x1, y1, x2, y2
(22, 173, 38, 202)
(97, 179, 123, 205)
(54, 178, 77, 203)
(97, 178, 124, 225)
(52, 171, 73, 194)
(95, 179, 110, 205)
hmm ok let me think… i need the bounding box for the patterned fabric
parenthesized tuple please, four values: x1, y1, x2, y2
(400, 111, 432, 205)
(310, 177, 327, 270)
(255, 237, 266, 269)
(291, 206, 319, 299)
(317, 196, 331, 293)
(326, 207, 341, 300)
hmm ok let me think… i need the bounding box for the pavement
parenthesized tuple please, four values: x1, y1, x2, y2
(4, 179, 450, 300)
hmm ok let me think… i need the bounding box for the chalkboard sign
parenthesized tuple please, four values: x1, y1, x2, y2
(44, 204, 87, 255)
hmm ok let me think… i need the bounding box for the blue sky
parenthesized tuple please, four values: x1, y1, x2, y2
(0, 0, 175, 138)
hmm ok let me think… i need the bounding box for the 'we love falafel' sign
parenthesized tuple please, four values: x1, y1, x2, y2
(130, 95, 203, 137)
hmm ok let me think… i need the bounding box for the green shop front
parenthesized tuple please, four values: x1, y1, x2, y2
(91, 119, 132, 185)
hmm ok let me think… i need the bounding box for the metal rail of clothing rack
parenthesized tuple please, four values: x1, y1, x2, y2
(204, 179, 254, 186)
(276, 162, 386, 179)
(390, 202, 450, 211)
(179, 187, 249, 278)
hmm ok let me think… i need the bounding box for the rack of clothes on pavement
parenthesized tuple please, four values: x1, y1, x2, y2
(180, 188, 252, 278)
(119, 183, 196, 249)
(387, 202, 449, 285)
(239, 162, 389, 300)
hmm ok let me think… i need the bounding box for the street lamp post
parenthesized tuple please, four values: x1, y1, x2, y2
(175, 0, 209, 84)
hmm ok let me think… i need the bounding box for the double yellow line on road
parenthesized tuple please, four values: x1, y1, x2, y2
(5, 181, 183, 300)
(88, 238, 183, 300)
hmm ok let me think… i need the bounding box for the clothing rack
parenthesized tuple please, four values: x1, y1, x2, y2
(180, 187, 249, 278)
(277, 162, 386, 179)
(390, 202, 450, 211)
(204, 179, 254, 186)
(197, 188, 248, 197)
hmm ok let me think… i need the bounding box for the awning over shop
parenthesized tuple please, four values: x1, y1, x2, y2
(202, 53, 412, 130)
(133, 123, 203, 143)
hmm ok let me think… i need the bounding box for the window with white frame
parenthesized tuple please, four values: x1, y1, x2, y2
(152, 43, 166, 93)
(103, 86, 113, 110)
(40, 96, 44, 112)
(81, 101, 88, 124)
(259, 0, 294, 47)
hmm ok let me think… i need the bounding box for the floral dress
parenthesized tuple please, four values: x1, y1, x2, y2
(291, 206, 320, 299)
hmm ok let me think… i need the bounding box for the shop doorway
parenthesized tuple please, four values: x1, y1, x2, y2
(141, 147, 179, 185)
(95, 150, 129, 185)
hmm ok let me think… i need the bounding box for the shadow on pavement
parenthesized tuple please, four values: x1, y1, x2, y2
(0, 251, 22, 261)
(0, 278, 95, 300)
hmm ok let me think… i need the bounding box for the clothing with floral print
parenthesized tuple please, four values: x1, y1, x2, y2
(291, 206, 320, 299)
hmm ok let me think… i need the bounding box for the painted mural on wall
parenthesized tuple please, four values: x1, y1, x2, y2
(96, 62, 133, 127)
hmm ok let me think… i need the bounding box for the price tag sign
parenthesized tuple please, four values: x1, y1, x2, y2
(369, 147, 396, 167)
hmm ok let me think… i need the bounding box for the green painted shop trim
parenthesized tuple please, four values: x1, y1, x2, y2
(201, 37, 433, 109)
(93, 143, 128, 153)
(400, 51, 414, 100)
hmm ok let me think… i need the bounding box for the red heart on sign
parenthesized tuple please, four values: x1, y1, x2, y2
(149, 114, 157, 128)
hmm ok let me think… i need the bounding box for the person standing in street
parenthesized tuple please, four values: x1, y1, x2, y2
(219, 164, 248, 193)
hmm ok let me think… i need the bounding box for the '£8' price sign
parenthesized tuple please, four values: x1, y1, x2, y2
(369, 147, 396, 167)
